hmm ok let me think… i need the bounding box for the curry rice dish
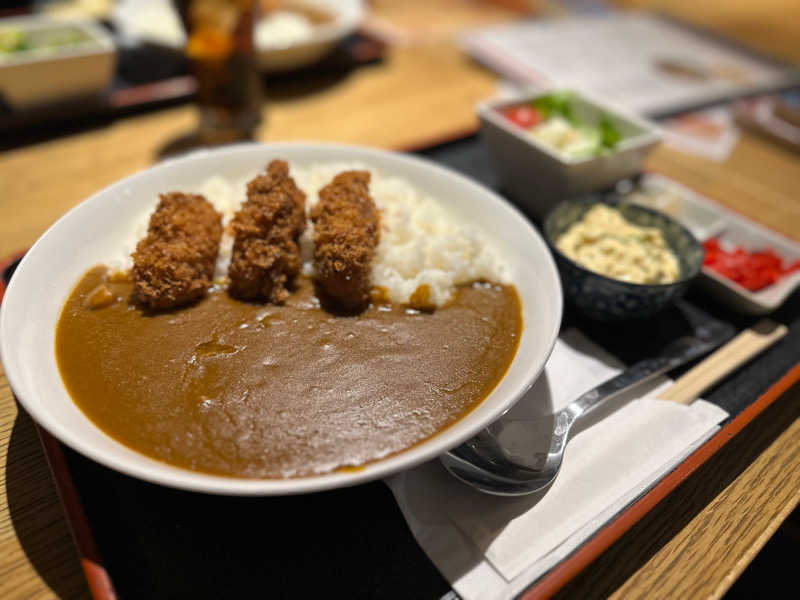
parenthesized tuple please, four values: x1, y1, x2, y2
(55, 161, 522, 479)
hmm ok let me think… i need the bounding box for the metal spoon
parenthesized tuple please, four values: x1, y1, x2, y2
(440, 319, 736, 496)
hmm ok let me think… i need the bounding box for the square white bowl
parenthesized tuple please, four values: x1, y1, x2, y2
(478, 89, 662, 220)
(0, 16, 115, 109)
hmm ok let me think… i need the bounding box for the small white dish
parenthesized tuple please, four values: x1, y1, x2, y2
(620, 175, 727, 241)
(0, 16, 115, 108)
(628, 174, 800, 314)
(698, 219, 800, 315)
(0, 142, 562, 496)
(478, 89, 662, 220)
(256, 0, 364, 72)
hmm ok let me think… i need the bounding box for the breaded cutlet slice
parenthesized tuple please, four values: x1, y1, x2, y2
(227, 160, 307, 303)
(132, 192, 223, 310)
(310, 170, 380, 310)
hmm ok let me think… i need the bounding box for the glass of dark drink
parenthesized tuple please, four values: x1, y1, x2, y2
(175, 0, 263, 144)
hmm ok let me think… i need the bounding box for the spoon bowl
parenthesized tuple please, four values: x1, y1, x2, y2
(440, 320, 734, 496)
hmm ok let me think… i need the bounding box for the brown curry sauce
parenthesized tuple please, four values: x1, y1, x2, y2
(56, 267, 521, 478)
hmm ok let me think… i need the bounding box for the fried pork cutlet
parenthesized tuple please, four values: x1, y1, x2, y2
(132, 192, 223, 310)
(227, 160, 307, 303)
(310, 170, 380, 310)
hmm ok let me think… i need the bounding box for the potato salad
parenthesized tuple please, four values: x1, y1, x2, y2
(556, 204, 680, 284)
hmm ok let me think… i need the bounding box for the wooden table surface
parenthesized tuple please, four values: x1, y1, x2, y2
(1, 2, 799, 598)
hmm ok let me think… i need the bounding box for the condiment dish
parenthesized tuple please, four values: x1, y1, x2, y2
(0, 15, 115, 108)
(478, 89, 662, 220)
(697, 219, 800, 314)
(0, 142, 562, 496)
(621, 174, 800, 314)
(543, 198, 703, 320)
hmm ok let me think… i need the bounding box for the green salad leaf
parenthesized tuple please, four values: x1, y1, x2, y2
(531, 92, 578, 124)
(0, 28, 28, 54)
(528, 92, 624, 157)
(598, 116, 621, 151)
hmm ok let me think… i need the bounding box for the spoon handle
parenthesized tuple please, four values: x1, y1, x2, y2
(659, 320, 787, 405)
(568, 322, 733, 422)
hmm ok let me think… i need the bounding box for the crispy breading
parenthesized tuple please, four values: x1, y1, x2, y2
(132, 192, 223, 310)
(310, 170, 380, 310)
(227, 160, 307, 303)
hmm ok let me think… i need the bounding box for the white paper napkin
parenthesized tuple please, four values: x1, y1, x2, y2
(386, 329, 729, 600)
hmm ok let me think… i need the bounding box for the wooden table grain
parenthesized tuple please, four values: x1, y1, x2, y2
(557, 383, 800, 600)
(1, 2, 799, 598)
(1, 364, 91, 600)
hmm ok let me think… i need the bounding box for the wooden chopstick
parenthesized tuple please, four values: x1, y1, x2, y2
(660, 319, 789, 405)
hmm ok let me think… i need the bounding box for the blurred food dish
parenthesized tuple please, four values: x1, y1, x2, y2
(0, 15, 114, 108)
(112, 0, 187, 49)
(112, 0, 363, 73)
(256, 0, 363, 72)
(0, 23, 94, 55)
(39, 0, 114, 21)
(479, 89, 661, 219)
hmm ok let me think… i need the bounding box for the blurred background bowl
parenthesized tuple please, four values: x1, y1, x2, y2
(0, 15, 115, 109)
(256, 0, 364, 72)
(111, 0, 364, 74)
(543, 198, 704, 321)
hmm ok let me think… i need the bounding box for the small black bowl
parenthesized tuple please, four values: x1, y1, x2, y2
(543, 198, 704, 321)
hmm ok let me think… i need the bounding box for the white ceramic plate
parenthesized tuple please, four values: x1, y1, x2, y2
(0, 142, 562, 496)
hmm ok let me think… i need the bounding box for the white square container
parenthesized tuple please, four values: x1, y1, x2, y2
(478, 89, 662, 219)
(698, 216, 800, 315)
(628, 174, 800, 315)
(0, 16, 115, 109)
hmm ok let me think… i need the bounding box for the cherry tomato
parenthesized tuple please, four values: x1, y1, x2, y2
(502, 105, 543, 129)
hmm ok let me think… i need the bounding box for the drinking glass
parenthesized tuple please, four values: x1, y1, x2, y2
(175, 0, 263, 144)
